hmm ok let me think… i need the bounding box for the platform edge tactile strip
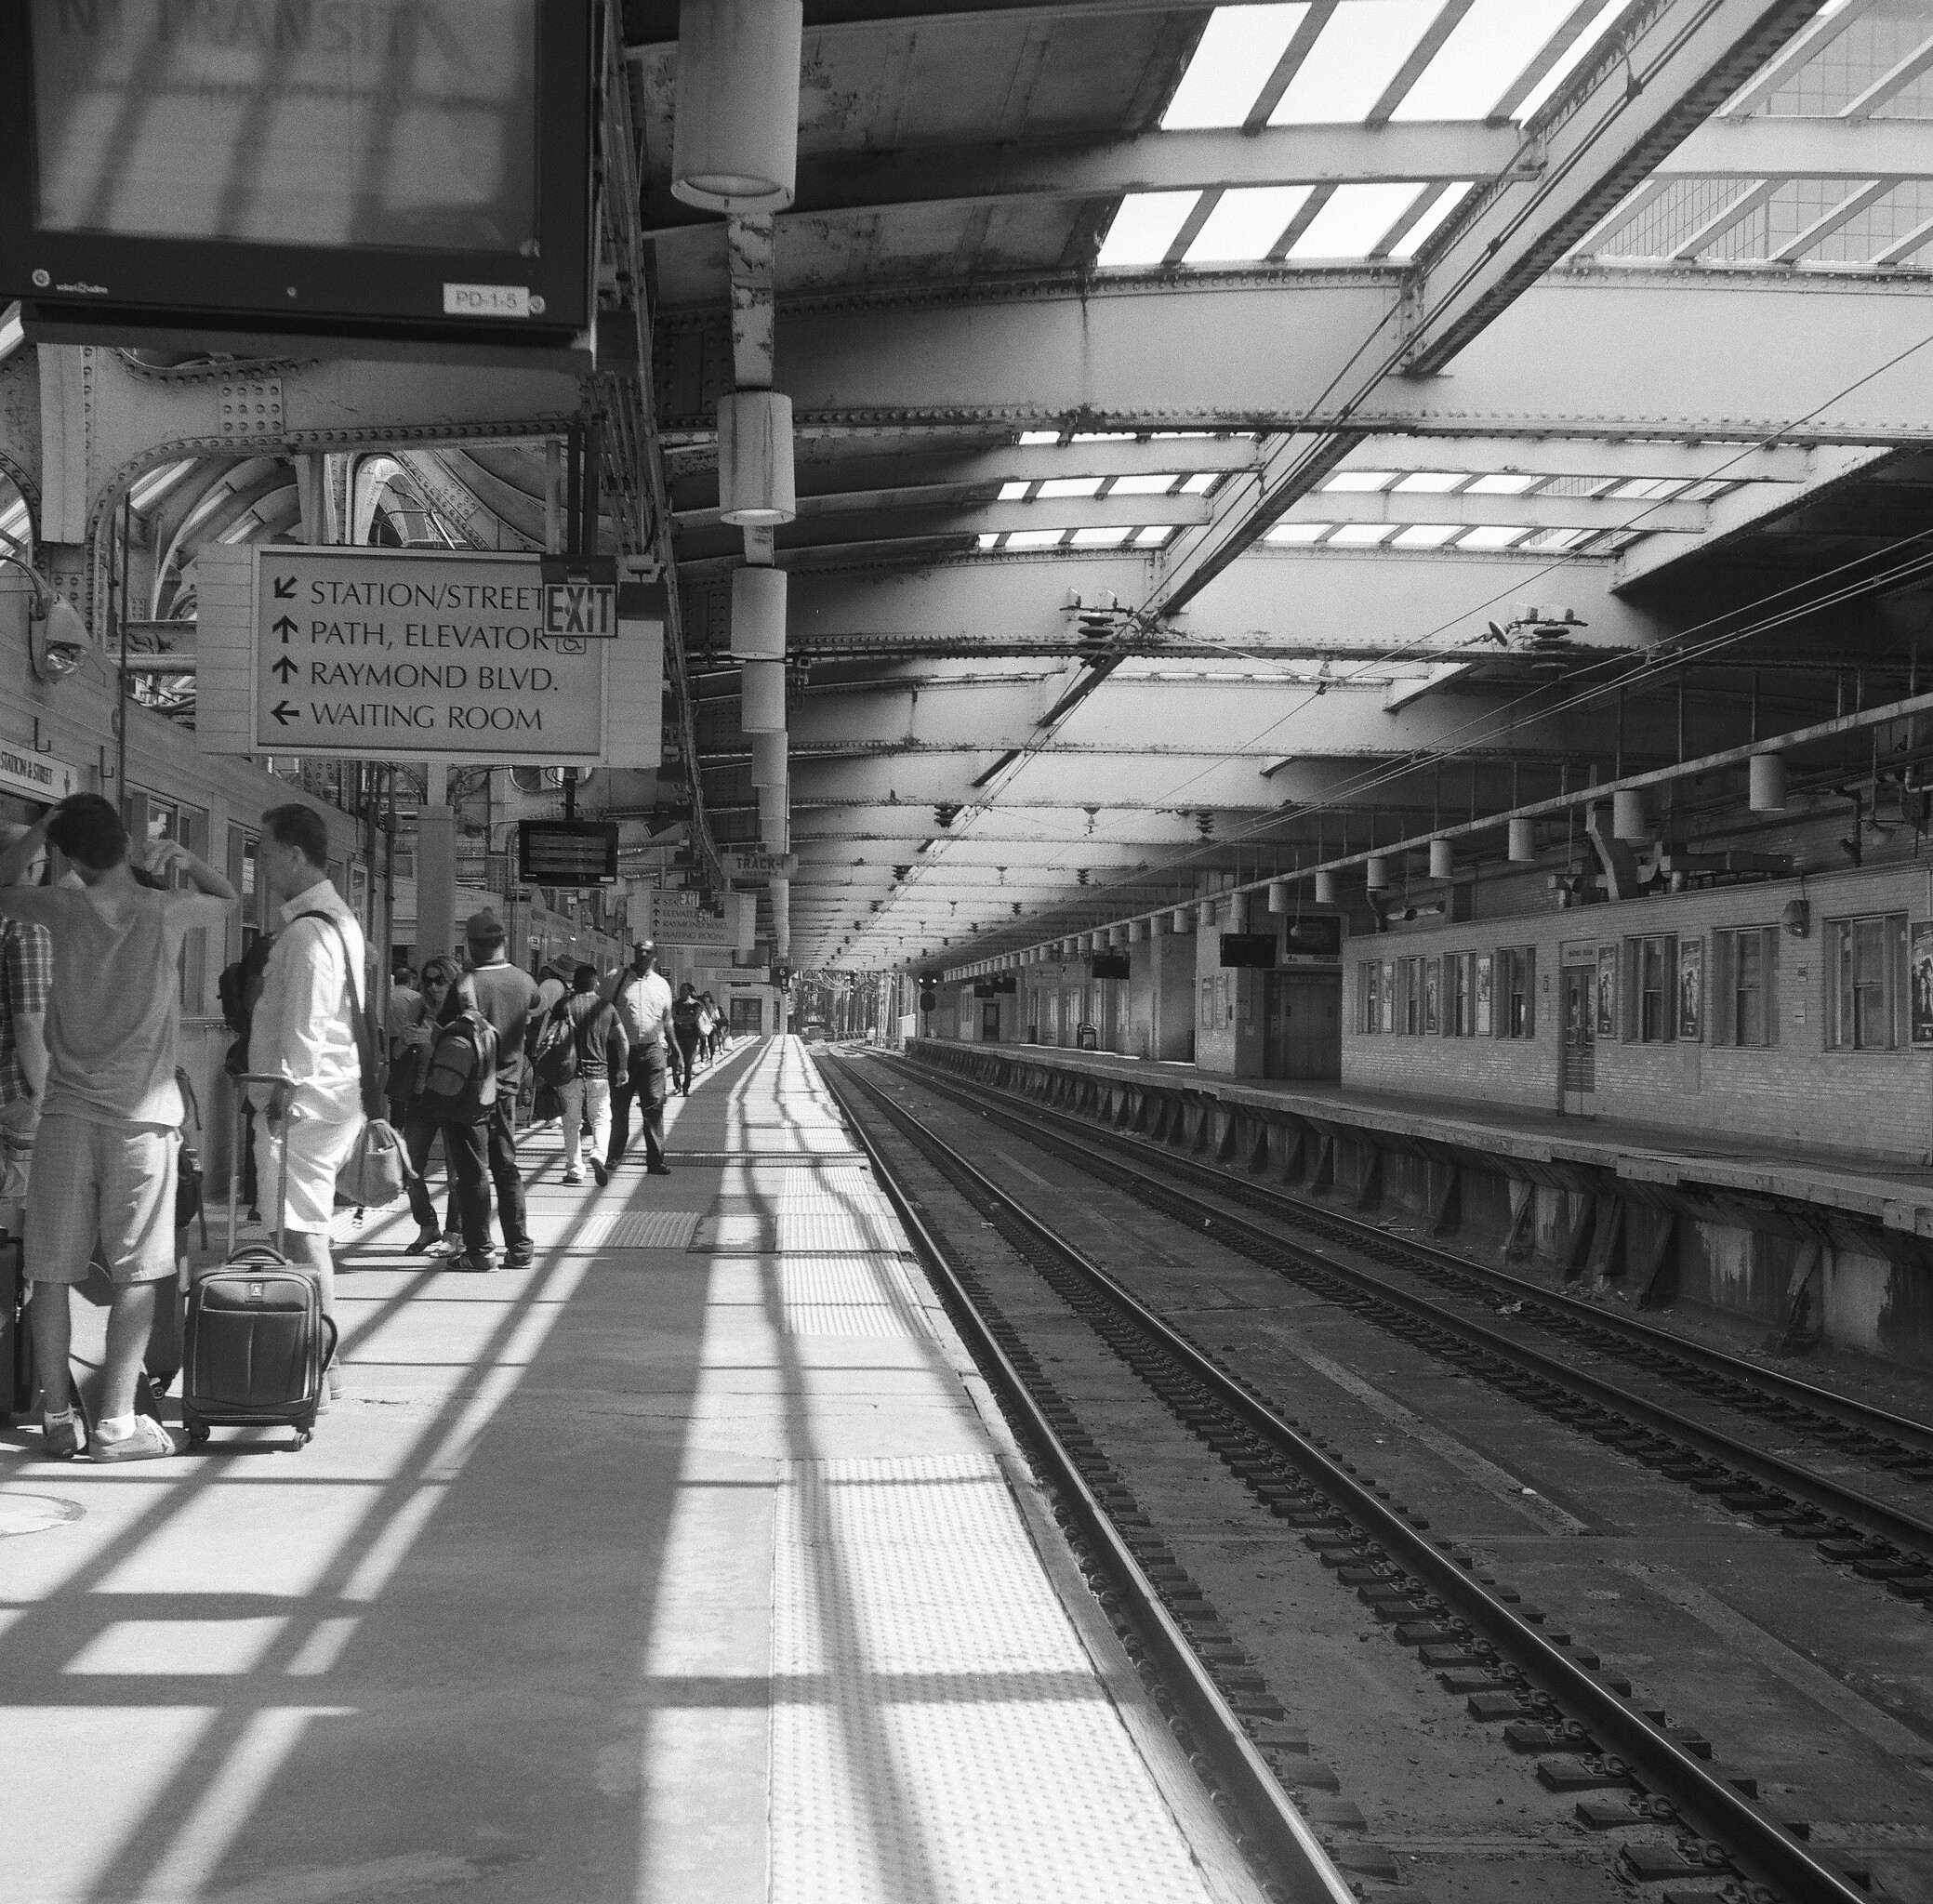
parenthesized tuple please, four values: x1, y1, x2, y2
(768, 1455, 1220, 1904)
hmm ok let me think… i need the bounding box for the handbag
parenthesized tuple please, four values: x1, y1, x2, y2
(291, 912, 416, 1210)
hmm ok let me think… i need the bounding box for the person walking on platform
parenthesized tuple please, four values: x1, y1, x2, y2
(669, 981, 703, 1095)
(602, 939, 673, 1176)
(0, 795, 235, 1461)
(438, 909, 542, 1274)
(384, 966, 424, 1129)
(393, 957, 459, 1253)
(250, 804, 367, 1384)
(551, 963, 625, 1188)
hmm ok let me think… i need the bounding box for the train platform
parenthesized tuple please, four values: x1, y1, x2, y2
(907, 1038, 1933, 1236)
(0, 1037, 1266, 1904)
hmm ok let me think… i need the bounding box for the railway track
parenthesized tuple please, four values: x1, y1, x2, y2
(877, 1047, 1933, 1600)
(818, 1050, 1884, 1904)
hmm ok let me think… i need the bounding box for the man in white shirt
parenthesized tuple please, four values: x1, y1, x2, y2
(0, 795, 235, 1461)
(602, 938, 673, 1175)
(249, 803, 364, 1357)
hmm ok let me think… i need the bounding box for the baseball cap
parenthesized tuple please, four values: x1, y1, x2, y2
(465, 906, 507, 945)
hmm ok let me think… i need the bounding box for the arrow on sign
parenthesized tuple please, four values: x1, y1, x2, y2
(270, 701, 298, 727)
(272, 615, 298, 642)
(273, 575, 297, 599)
(271, 654, 298, 683)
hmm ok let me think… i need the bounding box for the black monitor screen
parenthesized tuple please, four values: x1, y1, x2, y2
(1220, 933, 1278, 970)
(518, 820, 617, 887)
(1091, 953, 1130, 980)
(31, 0, 539, 253)
(1283, 917, 1344, 957)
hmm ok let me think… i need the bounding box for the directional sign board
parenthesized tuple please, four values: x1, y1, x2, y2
(194, 547, 660, 768)
(648, 890, 735, 949)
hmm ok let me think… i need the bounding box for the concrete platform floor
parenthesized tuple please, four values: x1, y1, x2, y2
(1, 1038, 1261, 1904)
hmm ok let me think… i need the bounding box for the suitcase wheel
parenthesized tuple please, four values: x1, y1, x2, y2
(294, 1429, 311, 1449)
(187, 1424, 210, 1448)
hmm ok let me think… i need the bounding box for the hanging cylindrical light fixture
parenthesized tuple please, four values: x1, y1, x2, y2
(768, 875, 790, 955)
(1508, 817, 1536, 862)
(1612, 788, 1648, 840)
(1172, 906, 1193, 932)
(670, 0, 805, 213)
(1314, 870, 1338, 905)
(749, 730, 788, 787)
(1266, 880, 1289, 914)
(1364, 855, 1390, 892)
(1749, 751, 1787, 812)
(740, 657, 787, 733)
(1128, 919, 1145, 943)
(1148, 912, 1167, 937)
(1108, 926, 1124, 947)
(718, 391, 797, 525)
(730, 564, 788, 659)
(1196, 899, 1213, 929)
(1228, 891, 1249, 932)
(1429, 839, 1454, 881)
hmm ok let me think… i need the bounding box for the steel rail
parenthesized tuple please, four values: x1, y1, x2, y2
(898, 1047, 1933, 1461)
(814, 1056, 1358, 1904)
(824, 1052, 1868, 1904)
(881, 1051, 1933, 1558)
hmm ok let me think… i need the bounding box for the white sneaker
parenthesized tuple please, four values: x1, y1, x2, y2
(425, 1236, 459, 1258)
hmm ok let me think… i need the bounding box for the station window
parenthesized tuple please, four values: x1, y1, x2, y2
(1448, 953, 1473, 1036)
(1357, 960, 1381, 1033)
(1622, 934, 1677, 1043)
(1495, 946, 1535, 1038)
(1828, 913, 1906, 1051)
(1711, 925, 1781, 1049)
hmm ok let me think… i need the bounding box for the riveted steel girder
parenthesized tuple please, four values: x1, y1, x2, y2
(8, 345, 580, 552)
(655, 273, 1933, 445)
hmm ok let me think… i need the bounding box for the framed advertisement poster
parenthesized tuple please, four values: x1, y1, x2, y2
(1912, 921, 1933, 1045)
(1677, 936, 1704, 1041)
(1381, 961, 1397, 1033)
(1595, 944, 1618, 1038)
(1474, 953, 1493, 1036)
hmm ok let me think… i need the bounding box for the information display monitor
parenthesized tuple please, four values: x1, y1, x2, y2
(1219, 933, 1279, 970)
(3, 1, 593, 358)
(518, 819, 618, 888)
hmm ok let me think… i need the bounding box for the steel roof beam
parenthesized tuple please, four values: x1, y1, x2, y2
(660, 273, 1933, 446)
(641, 122, 1531, 236)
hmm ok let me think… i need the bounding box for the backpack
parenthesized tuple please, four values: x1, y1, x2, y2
(672, 995, 701, 1032)
(417, 982, 499, 1123)
(531, 999, 578, 1089)
(218, 934, 276, 1078)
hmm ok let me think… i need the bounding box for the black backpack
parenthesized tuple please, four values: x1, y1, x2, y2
(531, 999, 578, 1089)
(417, 979, 499, 1122)
(218, 934, 275, 1078)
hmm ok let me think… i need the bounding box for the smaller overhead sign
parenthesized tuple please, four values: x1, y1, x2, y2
(0, 746, 77, 808)
(648, 889, 734, 949)
(517, 820, 618, 887)
(723, 850, 798, 881)
(538, 556, 617, 641)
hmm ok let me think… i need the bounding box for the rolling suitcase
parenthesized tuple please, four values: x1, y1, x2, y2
(2, 1236, 30, 1426)
(180, 1076, 337, 1452)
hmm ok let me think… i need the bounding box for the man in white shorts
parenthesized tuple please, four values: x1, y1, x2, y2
(249, 803, 364, 1390)
(0, 795, 236, 1461)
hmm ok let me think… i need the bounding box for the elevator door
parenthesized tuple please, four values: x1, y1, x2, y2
(1264, 972, 1341, 1080)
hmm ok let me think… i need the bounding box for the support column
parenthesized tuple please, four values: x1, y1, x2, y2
(417, 760, 457, 965)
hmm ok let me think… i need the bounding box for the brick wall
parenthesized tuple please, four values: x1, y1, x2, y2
(1343, 861, 1933, 1162)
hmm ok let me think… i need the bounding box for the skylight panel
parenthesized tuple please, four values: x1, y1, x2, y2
(1392, 0, 1579, 121)
(1182, 474, 1220, 493)
(1609, 478, 1689, 500)
(1097, 192, 1202, 268)
(1324, 470, 1396, 493)
(1133, 526, 1180, 547)
(1393, 472, 1464, 493)
(1392, 524, 1462, 548)
(1162, 4, 1309, 128)
(1385, 182, 1473, 259)
(1465, 473, 1538, 495)
(976, 534, 1000, 549)
(1184, 185, 1313, 263)
(1458, 525, 1530, 549)
(1289, 183, 1425, 258)
(1006, 529, 1067, 549)
(1111, 474, 1181, 496)
(1039, 477, 1103, 499)
(1327, 523, 1397, 546)
(998, 481, 1033, 501)
(1073, 431, 1140, 442)
(1019, 430, 1062, 445)
(1072, 527, 1133, 547)
(1270, 0, 1440, 124)
(1512, 0, 1629, 121)
(1265, 523, 1329, 544)
(1520, 528, 1591, 550)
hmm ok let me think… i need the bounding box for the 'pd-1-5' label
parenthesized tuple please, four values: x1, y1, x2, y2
(444, 284, 543, 318)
